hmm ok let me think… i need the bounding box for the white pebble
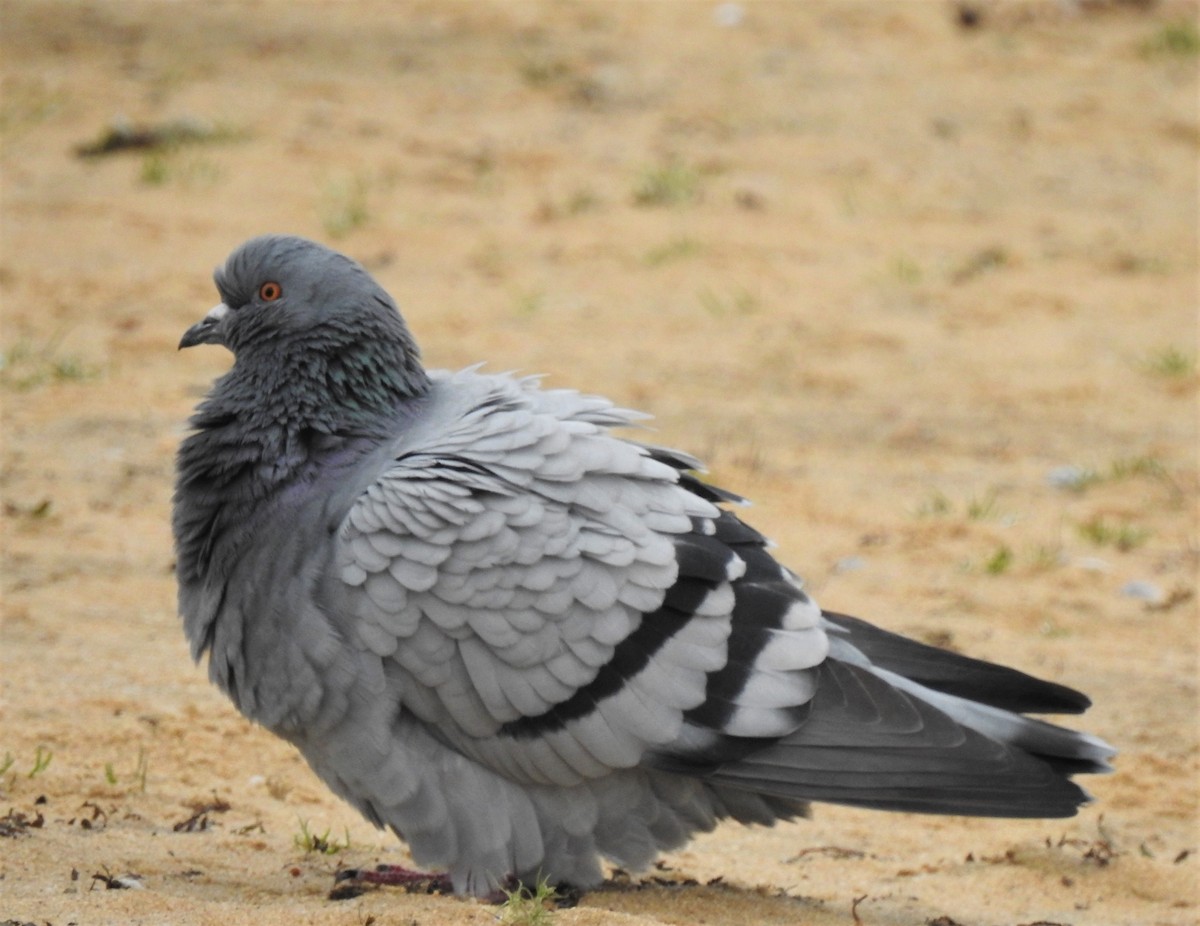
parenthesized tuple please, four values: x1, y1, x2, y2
(1120, 580, 1163, 603)
(1046, 464, 1091, 490)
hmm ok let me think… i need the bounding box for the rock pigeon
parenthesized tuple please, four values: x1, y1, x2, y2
(174, 234, 1114, 897)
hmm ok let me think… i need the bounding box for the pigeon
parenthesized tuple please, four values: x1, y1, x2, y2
(174, 234, 1115, 897)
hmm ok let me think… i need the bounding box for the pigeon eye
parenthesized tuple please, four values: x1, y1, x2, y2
(258, 281, 283, 302)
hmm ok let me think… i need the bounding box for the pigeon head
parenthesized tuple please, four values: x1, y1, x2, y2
(182, 235, 400, 352)
(180, 235, 431, 431)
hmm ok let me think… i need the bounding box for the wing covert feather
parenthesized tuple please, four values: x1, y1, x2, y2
(335, 372, 735, 784)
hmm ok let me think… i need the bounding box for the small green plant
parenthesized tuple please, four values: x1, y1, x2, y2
(1110, 454, 1184, 499)
(498, 876, 558, 926)
(1, 338, 96, 390)
(294, 818, 351, 855)
(563, 187, 599, 215)
(1052, 454, 1178, 496)
(1077, 515, 1149, 552)
(950, 246, 1008, 284)
(0, 753, 14, 776)
(1053, 466, 1102, 493)
(516, 51, 573, 87)
(28, 746, 53, 779)
(133, 747, 149, 792)
(965, 491, 1002, 521)
(1141, 19, 1200, 58)
(141, 152, 171, 185)
(1110, 252, 1171, 275)
(319, 173, 370, 239)
(916, 489, 953, 518)
(104, 746, 149, 791)
(535, 187, 601, 221)
(1107, 455, 1164, 481)
(888, 254, 922, 285)
(513, 289, 544, 317)
(643, 236, 704, 267)
(1030, 543, 1064, 572)
(140, 152, 221, 187)
(916, 488, 1006, 521)
(984, 545, 1013, 575)
(633, 161, 701, 207)
(697, 286, 759, 317)
(1143, 346, 1195, 378)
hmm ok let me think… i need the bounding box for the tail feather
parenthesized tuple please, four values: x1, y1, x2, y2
(708, 638, 1114, 818)
(870, 663, 1114, 775)
(821, 610, 1092, 714)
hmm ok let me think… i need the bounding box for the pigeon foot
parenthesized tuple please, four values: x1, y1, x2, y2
(335, 863, 455, 893)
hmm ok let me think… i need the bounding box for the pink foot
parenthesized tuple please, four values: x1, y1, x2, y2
(333, 864, 454, 894)
(331, 866, 538, 903)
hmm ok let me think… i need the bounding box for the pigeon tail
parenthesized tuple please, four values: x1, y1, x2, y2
(704, 617, 1115, 819)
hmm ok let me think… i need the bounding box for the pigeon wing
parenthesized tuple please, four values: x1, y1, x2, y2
(334, 372, 819, 787)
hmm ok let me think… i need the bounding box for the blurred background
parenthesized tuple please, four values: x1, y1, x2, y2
(2, 3, 1196, 925)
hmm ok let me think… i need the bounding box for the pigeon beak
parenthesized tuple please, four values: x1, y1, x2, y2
(179, 302, 230, 350)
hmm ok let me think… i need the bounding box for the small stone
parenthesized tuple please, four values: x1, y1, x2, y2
(1120, 580, 1164, 603)
(1046, 464, 1091, 490)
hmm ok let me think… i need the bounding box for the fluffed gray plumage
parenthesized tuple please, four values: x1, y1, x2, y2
(173, 235, 1115, 896)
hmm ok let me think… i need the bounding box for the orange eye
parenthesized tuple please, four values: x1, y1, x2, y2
(258, 281, 282, 302)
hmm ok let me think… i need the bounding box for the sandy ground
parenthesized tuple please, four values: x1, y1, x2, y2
(1, 2, 1197, 925)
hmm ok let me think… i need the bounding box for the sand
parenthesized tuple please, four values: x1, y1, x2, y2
(1, 2, 1197, 924)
